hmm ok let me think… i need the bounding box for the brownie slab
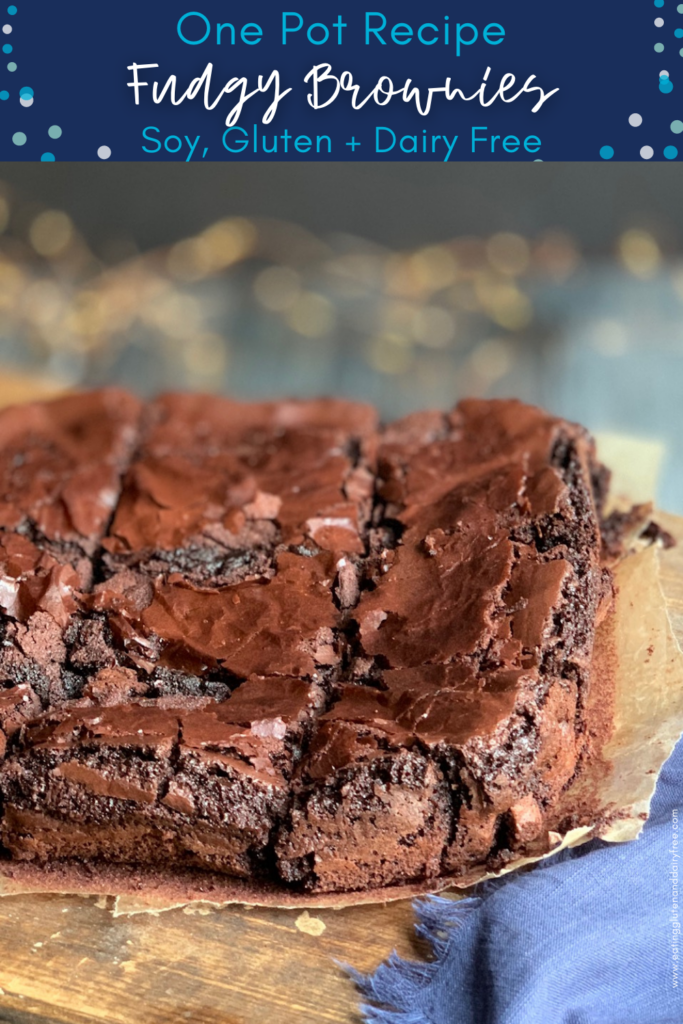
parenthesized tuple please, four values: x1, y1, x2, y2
(0, 392, 624, 895)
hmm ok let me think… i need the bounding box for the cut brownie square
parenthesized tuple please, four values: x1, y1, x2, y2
(88, 548, 341, 680)
(0, 676, 321, 877)
(275, 679, 452, 892)
(102, 393, 378, 587)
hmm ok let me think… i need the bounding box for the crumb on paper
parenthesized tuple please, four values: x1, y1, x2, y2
(182, 903, 213, 916)
(295, 910, 326, 936)
(120, 961, 136, 974)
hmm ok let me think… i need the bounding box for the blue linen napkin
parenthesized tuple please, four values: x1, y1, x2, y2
(353, 738, 683, 1024)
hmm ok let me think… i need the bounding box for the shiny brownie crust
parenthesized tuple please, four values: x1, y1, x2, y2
(0, 390, 613, 893)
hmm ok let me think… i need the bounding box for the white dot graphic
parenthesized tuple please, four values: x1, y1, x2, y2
(655, 16, 665, 26)
(629, 113, 643, 127)
(660, 69, 670, 77)
(19, 96, 32, 107)
(2, 23, 11, 33)
(97, 145, 111, 160)
(640, 145, 654, 160)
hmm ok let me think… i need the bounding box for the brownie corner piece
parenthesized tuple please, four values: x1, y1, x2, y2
(0, 676, 322, 878)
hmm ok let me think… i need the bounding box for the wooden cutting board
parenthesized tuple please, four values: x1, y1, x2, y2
(0, 892, 432, 1024)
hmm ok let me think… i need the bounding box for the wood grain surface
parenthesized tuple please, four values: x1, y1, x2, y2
(0, 891, 438, 1024)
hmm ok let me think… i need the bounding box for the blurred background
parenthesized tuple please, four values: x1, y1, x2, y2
(0, 162, 681, 507)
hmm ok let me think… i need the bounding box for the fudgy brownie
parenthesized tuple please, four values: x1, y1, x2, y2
(0, 391, 618, 894)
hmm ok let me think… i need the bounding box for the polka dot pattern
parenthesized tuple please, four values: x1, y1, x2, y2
(0, 7, 59, 161)
(0, 0, 674, 162)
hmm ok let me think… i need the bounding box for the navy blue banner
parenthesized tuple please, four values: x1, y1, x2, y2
(1, 1, 681, 160)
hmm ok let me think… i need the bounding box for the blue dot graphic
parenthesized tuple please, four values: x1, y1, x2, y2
(47, 124, 62, 139)
(7, 4, 16, 12)
(40, 153, 55, 162)
(660, 74, 674, 92)
(656, 0, 665, 7)
(19, 86, 32, 98)
(2, 44, 10, 54)
(665, 145, 679, 157)
(676, 28, 683, 37)
(600, 146, 614, 159)
(0, 90, 7, 100)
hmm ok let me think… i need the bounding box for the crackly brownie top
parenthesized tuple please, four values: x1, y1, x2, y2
(0, 391, 610, 779)
(104, 392, 378, 561)
(0, 389, 142, 552)
(357, 399, 598, 670)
